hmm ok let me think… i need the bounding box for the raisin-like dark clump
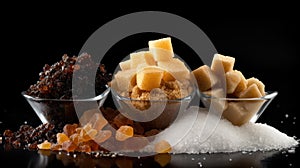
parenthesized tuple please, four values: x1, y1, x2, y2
(25, 53, 112, 99)
(3, 123, 61, 150)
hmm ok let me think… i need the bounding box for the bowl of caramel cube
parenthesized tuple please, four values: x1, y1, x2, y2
(192, 53, 278, 126)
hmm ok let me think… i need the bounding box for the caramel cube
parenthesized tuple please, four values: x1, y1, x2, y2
(223, 100, 264, 126)
(211, 54, 235, 73)
(232, 70, 248, 96)
(239, 84, 262, 98)
(192, 65, 218, 91)
(247, 77, 265, 96)
(226, 70, 242, 94)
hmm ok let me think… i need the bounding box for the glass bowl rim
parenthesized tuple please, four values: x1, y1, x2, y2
(199, 90, 278, 101)
(21, 87, 111, 102)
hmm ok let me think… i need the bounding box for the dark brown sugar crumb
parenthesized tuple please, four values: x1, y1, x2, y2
(3, 123, 61, 150)
(25, 53, 112, 99)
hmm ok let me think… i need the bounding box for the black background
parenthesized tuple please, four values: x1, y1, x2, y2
(0, 5, 299, 168)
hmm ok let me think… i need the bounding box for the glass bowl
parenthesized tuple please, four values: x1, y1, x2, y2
(110, 88, 196, 131)
(199, 90, 278, 126)
(21, 87, 110, 127)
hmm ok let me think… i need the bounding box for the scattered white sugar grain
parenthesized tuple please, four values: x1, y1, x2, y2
(169, 106, 299, 154)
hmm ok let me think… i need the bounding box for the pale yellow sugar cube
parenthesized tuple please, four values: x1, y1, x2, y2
(137, 66, 164, 91)
(162, 71, 175, 82)
(226, 70, 242, 94)
(192, 65, 218, 91)
(136, 63, 149, 71)
(239, 84, 262, 98)
(119, 59, 131, 70)
(211, 54, 235, 73)
(247, 77, 265, 96)
(157, 58, 190, 81)
(149, 37, 174, 61)
(130, 51, 156, 69)
(232, 70, 248, 96)
(149, 37, 173, 51)
(138, 65, 175, 82)
(223, 100, 264, 126)
(114, 69, 137, 92)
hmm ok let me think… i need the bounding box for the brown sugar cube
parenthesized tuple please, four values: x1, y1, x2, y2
(211, 54, 235, 73)
(226, 70, 242, 94)
(137, 66, 164, 91)
(222, 100, 265, 126)
(149, 37, 174, 61)
(239, 84, 262, 98)
(232, 70, 248, 96)
(192, 65, 218, 91)
(130, 51, 156, 69)
(247, 77, 265, 96)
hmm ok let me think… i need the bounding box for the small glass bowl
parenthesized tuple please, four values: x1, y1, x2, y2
(110, 88, 196, 130)
(199, 91, 278, 125)
(22, 87, 110, 127)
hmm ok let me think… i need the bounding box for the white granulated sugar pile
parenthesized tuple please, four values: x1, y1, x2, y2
(167, 106, 298, 154)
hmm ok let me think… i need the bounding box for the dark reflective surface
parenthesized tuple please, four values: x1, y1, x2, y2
(0, 143, 298, 168)
(0, 7, 299, 168)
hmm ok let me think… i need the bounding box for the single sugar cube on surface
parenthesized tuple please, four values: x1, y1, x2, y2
(192, 65, 218, 92)
(226, 70, 242, 94)
(246, 77, 265, 96)
(130, 51, 156, 69)
(149, 37, 174, 61)
(211, 54, 235, 73)
(137, 66, 164, 91)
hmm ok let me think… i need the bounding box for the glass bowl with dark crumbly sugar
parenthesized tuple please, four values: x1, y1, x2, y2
(22, 53, 112, 128)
